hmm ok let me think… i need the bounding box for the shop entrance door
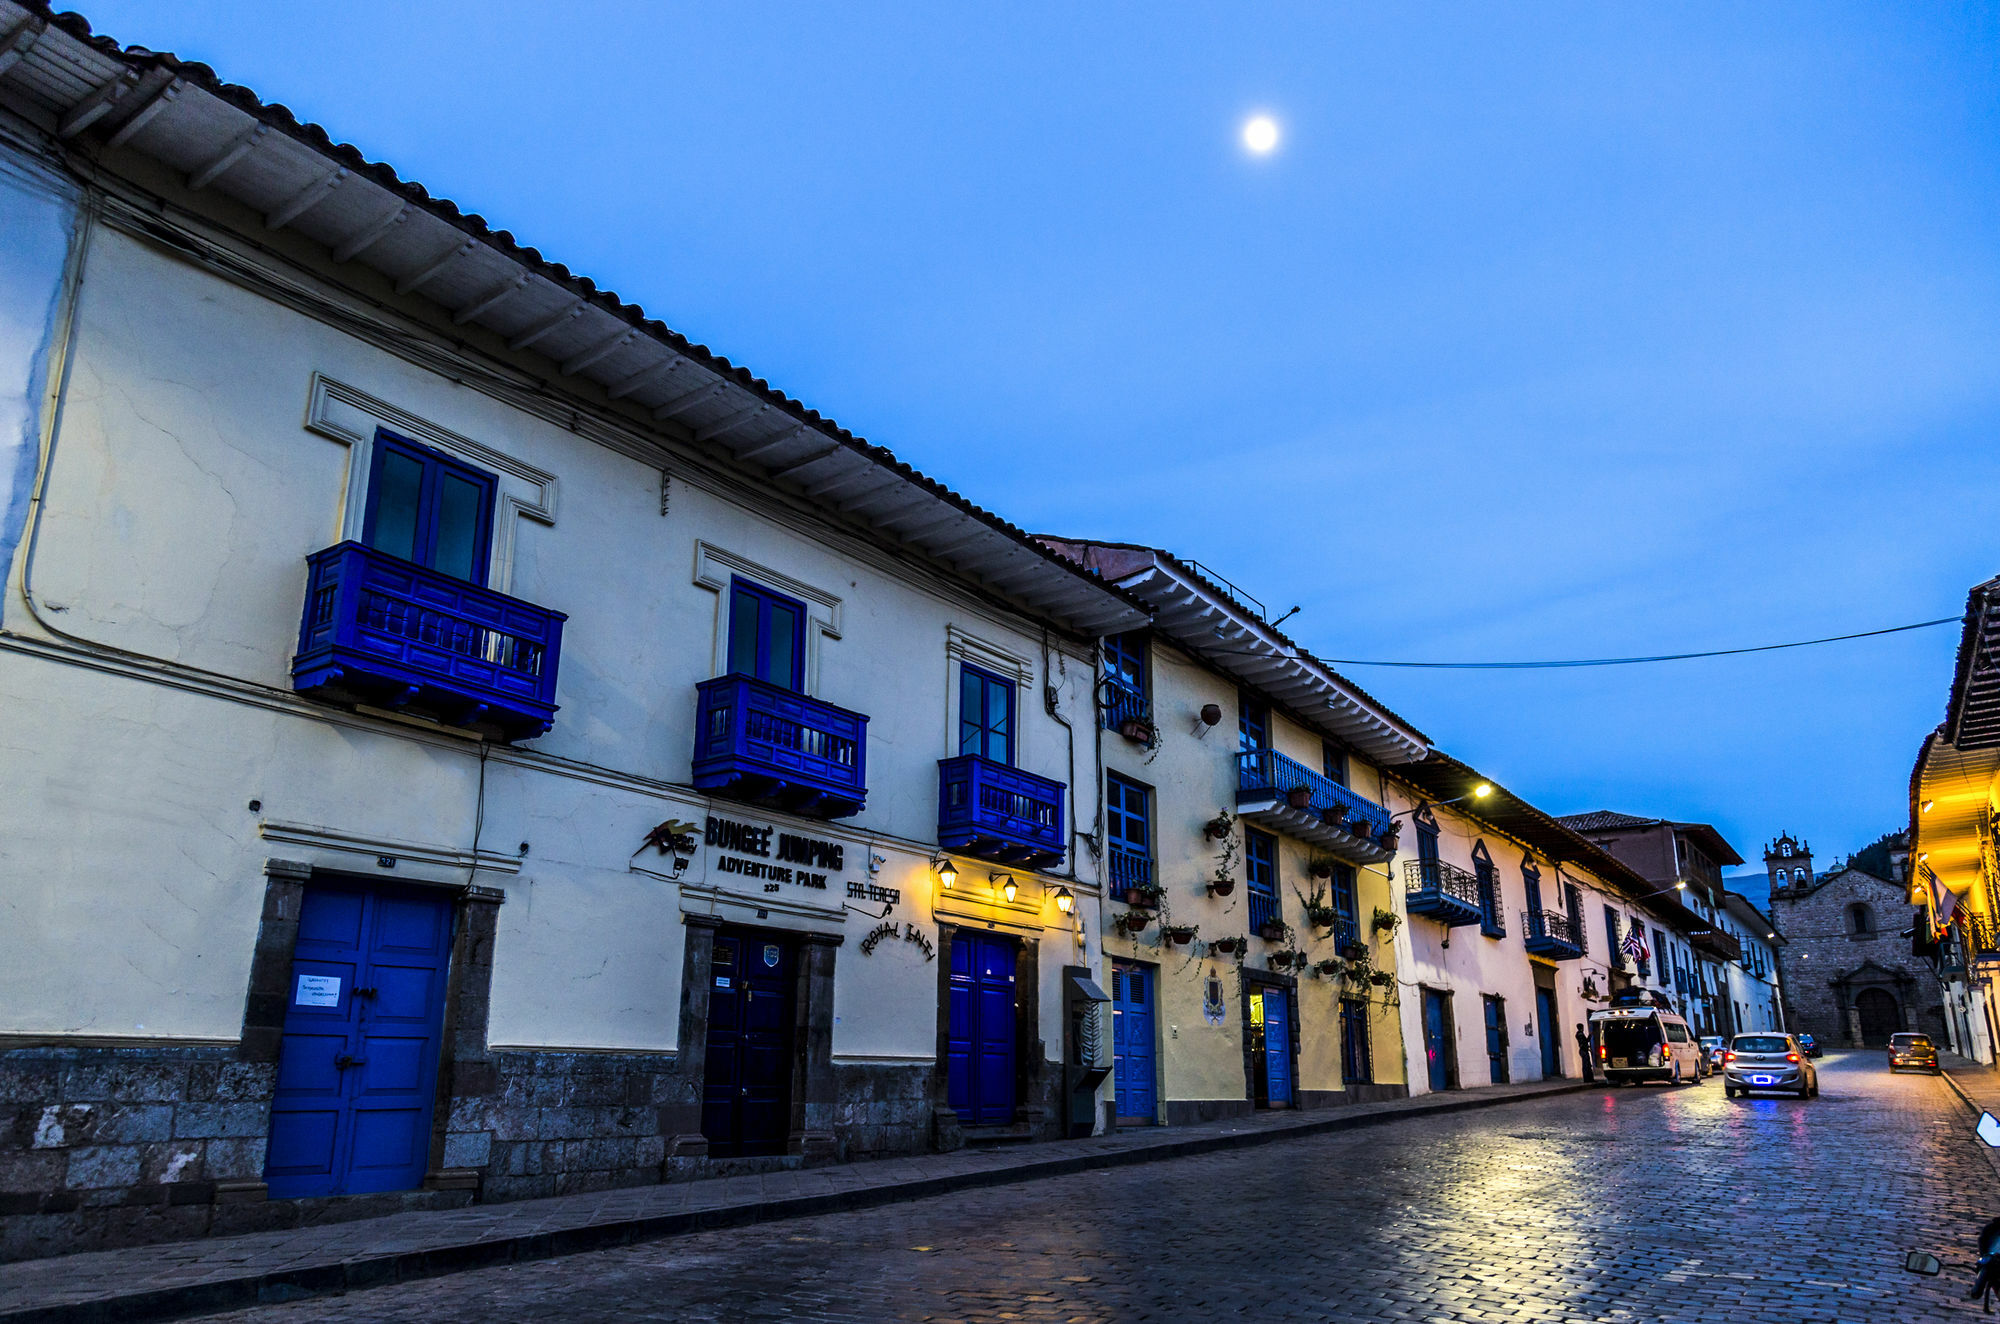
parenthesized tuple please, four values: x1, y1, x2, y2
(948, 931, 1018, 1126)
(702, 929, 798, 1157)
(1111, 961, 1157, 1124)
(266, 882, 453, 1199)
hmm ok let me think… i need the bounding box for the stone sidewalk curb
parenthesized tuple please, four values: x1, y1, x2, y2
(1, 1080, 1597, 1324)
(1935, 1059, 2000, 1191)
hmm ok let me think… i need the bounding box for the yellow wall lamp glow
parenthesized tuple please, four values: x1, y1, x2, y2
(989, 872, 1018, 903)
(930, 855, 958, 889)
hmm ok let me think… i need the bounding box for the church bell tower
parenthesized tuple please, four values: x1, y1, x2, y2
(1765, 832, 1814, 898)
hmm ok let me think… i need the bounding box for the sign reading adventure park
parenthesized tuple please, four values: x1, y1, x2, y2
(705, 815, 849, 893)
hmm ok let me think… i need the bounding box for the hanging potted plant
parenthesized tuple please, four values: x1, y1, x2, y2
(1270, 948, 1305, 970)
(1378, 822, 1402, 851)
(1164, 923, 1198, 947)
(1293, 882, 1337, 930)
(1115, 910, 1151, 937)
(1118, 715, 1156, 746)
(1368, 969, 1394, 988)
(1320, 805, 1349, 830)
(1207, 820, 1239, 897)
(1258, 918, 1292, 944)
(1208, 935, 1243, 956)
(1202, 810, 1235, 841)
(1285, 784, 1314, 810)
(1125, 882, 1164, 909)
(1371, 907, 1402, 937)
(1307, 853, 1336, 879)
(1313, 958, 1344, 979)
(1339, 939, 1369, 962)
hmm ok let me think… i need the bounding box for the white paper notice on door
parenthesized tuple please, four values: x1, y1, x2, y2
(294, 974, 342, 1007)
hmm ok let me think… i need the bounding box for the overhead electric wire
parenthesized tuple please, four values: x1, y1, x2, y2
(1319, 616, 1958, 669)
(1198, 616, 1959, 670)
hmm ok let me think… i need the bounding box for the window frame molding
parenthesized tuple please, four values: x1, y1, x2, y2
(307, 373, 556, 595)
(693, 541, 843, 697)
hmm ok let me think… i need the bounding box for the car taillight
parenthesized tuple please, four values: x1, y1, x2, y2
(1723, 1051, 1735, 1062)
(1786, 1053, 1800, 1063)
(1598, 1044, 1606, 1059)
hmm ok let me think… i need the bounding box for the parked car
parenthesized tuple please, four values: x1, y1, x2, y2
(1888, 1032, 1941, 1074)
(1723, 1033, 1818, 1099)
(1699, 1035, 1727, 1070)
(1796, 1032, 1822, 1058)
(1591, 1004, 1706, 1086)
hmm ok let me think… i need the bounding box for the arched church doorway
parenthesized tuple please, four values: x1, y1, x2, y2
(1855, 988, 1900, 1046)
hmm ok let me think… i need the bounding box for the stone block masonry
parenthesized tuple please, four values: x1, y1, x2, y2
(0, 1043, 279, 1262)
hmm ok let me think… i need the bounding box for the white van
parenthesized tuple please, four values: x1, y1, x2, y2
(1590, 1002, 1705, 1086)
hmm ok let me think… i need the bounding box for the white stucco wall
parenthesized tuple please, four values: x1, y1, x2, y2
(1, 213, 1101, 1065)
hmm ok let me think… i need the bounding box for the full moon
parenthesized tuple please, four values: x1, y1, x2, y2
(1242, 115, 1279, 155)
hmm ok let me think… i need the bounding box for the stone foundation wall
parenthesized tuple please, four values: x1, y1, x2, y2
(0, 1043, 274, 1262)
(831, 1062, 935, 1160)
(466, 1051, 679, 1203)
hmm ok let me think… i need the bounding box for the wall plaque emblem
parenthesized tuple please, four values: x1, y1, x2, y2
(763, 944, 781, 969)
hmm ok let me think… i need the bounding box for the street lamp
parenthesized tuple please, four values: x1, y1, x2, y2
(990, 872, 1017, 903)
(1389, 783, 1493, 821)
(1053, 886, 1075, 915)
(931, 856, 957, 890)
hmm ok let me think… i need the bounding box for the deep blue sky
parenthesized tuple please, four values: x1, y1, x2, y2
(82, 2, 2000, 878)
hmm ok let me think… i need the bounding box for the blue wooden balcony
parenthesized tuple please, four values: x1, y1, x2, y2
(292, 542, 565, 741)
(937, 754, 1066, 870)
(1235, 748, 1396, 866)
(1403, 859, 1484, 928)
(692, 674, 869, 820)
(1522, 909, 1584, 960)
(1099, 675, 1150, 736)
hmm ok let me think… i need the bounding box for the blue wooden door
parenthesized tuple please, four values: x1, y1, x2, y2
(702, 931, 797, 1156)
(1260, 986, 1293, 1106)
(1423, 988, 1453, 1092)
(266, 884, 453, 1199)
(1536, 987, 1562, 1078)
(1112, 962, 1156, 1123)
(948, 931, 1017, 1126)
(1484, 997, 1508, 1084)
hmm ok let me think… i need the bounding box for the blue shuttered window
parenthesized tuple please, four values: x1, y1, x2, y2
(363, 430, 496, 584)
(1331, 862, 1359, 949)
(1246, 827, 1279, 931)
(959, 664, 1014, 764)
(1101, 633, 1149, 732)
(1472, 841, 1504, 937)
(1106, 772, 1152, 893)
(1238, 695, 1268, 753)
(726, 579, 807, 691)
(1322, 741, 1347, 788)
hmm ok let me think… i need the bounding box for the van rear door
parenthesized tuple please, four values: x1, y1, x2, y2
(1599, 1013, 1662, 1068)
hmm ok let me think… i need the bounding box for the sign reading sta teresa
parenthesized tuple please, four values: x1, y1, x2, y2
(705, 815, 844, 890)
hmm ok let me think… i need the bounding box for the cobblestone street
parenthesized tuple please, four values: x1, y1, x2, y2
(190, 1053, 1995, 1323)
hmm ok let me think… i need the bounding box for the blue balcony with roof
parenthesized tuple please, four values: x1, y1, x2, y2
(692, 674, 869, 820)
(1403, 859, 1485, 928)
(292, 541, 566, 741)
(1522, 908, 1584, 960)
(1235, 748, 1397, 866)
(937, 755, 1066, 870)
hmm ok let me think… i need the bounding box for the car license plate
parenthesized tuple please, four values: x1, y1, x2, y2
(1612, 1057, 1629, 1068)
(1752, 1075, 1774, 1085)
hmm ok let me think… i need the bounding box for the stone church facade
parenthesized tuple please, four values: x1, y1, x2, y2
(1766, 834, 1948, 1048)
